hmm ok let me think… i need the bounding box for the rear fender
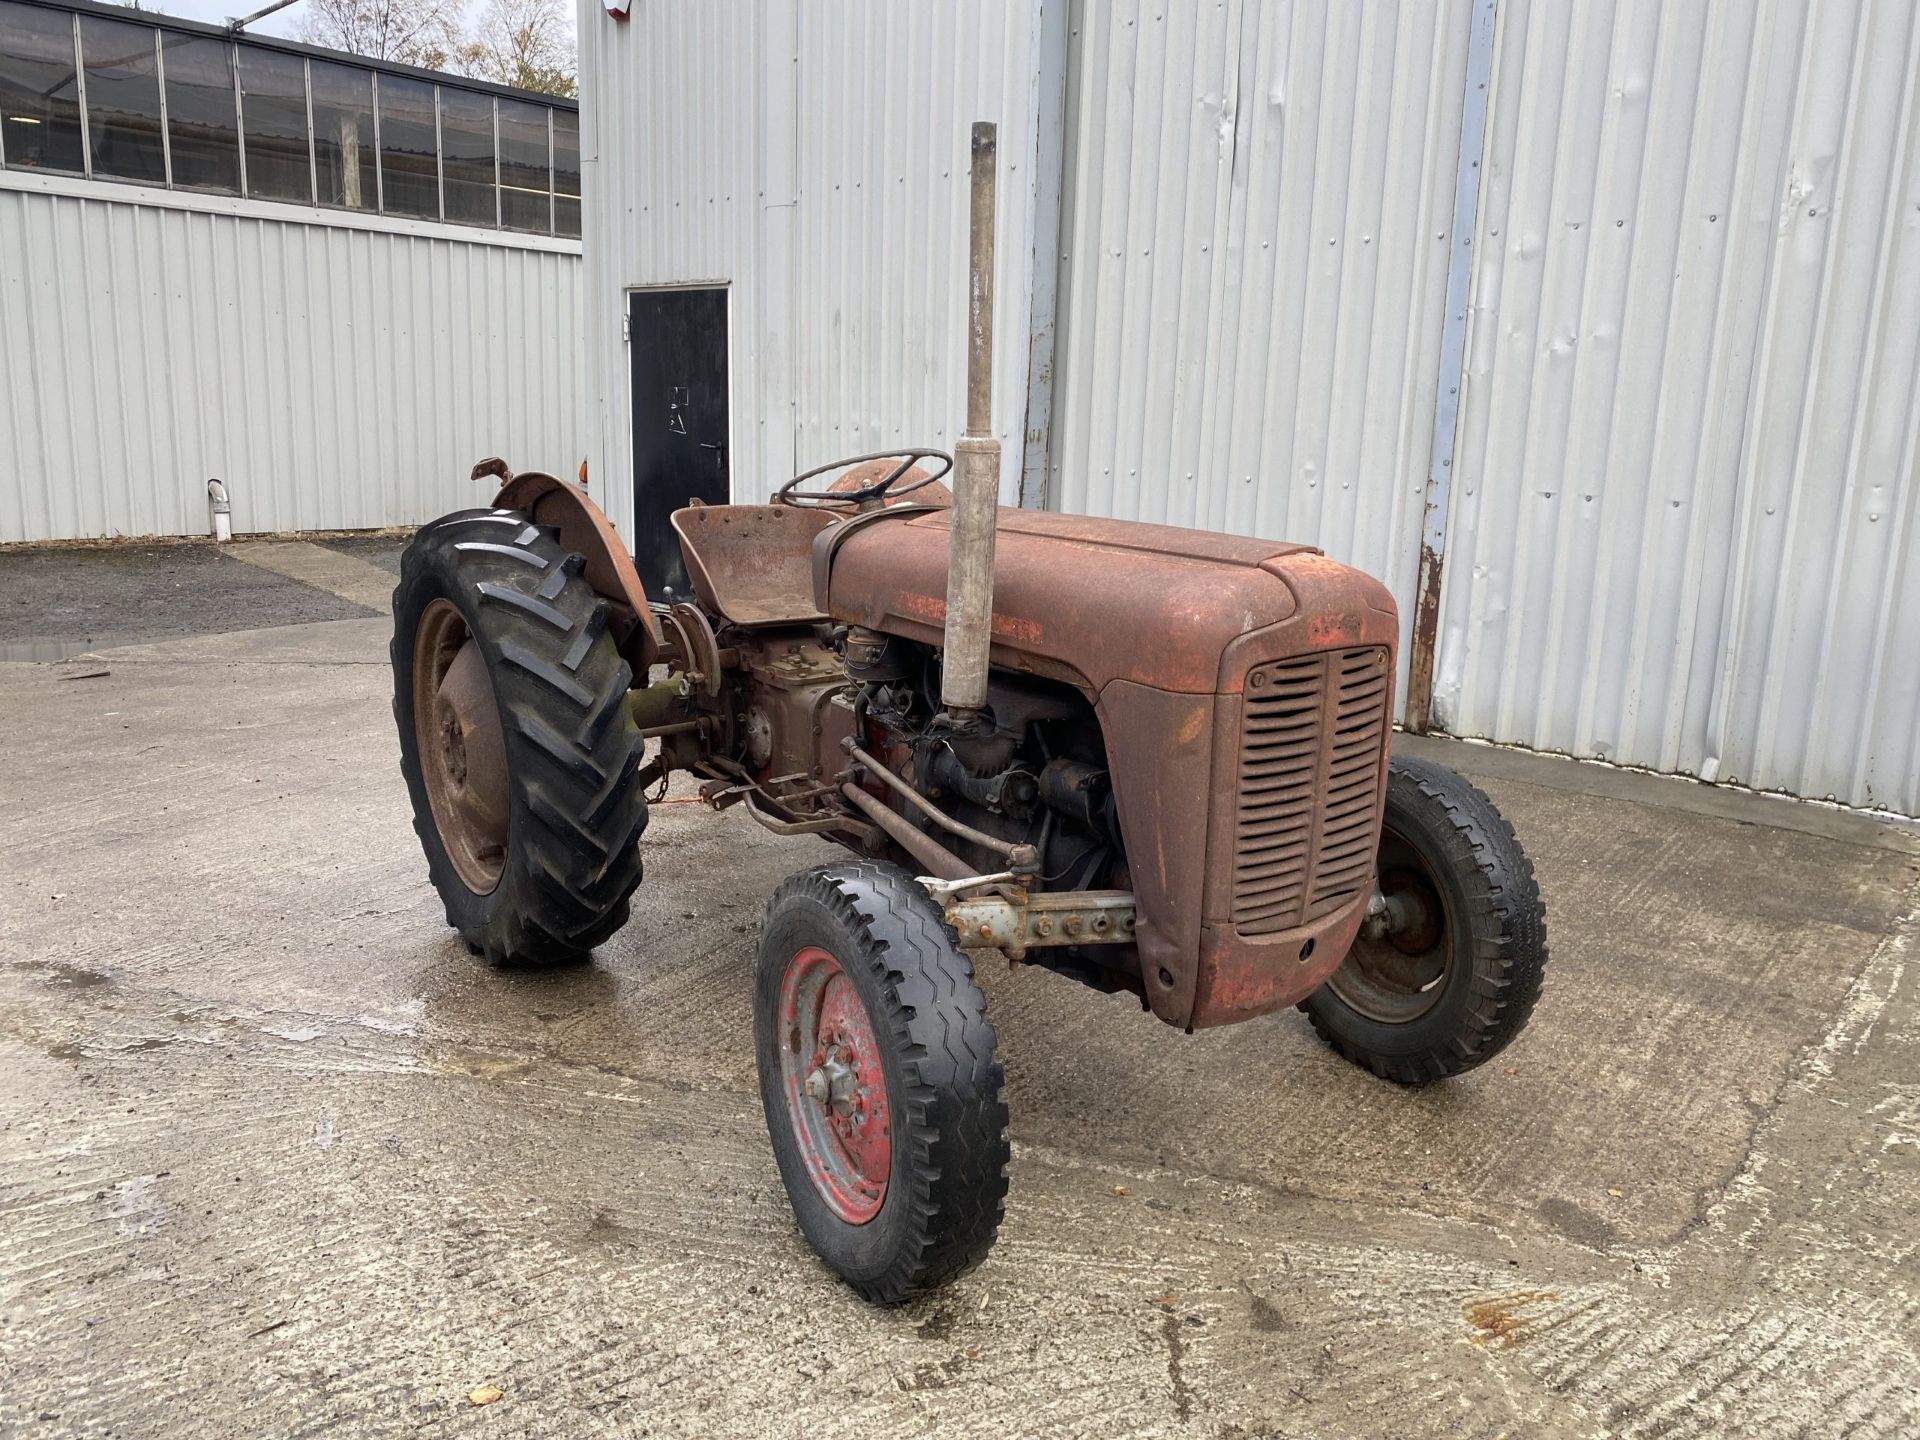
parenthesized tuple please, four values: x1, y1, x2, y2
(490, 471, 657, 672)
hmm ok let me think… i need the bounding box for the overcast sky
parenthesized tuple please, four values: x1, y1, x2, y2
(138, 0, 304, 38)
(134, 0, 578, 46)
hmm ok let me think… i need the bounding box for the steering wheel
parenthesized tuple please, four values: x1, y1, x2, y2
(774, 449, 954, 509)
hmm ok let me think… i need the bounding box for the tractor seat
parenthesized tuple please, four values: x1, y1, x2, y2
(670, 504, 837, 628)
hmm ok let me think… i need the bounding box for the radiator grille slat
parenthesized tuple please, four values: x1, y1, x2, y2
(1231, 647, 1390, 937)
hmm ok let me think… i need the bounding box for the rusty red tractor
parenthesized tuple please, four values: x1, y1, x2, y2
(390, 126, 1547, 1303)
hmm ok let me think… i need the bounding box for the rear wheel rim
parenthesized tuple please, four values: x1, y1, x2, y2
(777, 945, 892, 1223)
(1331, 825, 1451, 1024)
(412, 598, 509, 895)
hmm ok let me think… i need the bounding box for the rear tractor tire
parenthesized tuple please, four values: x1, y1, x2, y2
(1302, 755, 1547, 1084)
(755, 863, 1010, 1302)
(391, 509, 650, 966)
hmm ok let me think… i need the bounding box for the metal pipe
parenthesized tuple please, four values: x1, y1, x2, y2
(206, 479, 232, 542)
(740, 790, 856, 838)
(963, 123, 997, 437)
(227, 0, 306, 32)
(844, 740, 1026, 862)
(635, 719, 702, 740)
(627, 675, 690, 728)
(940, 121, 1002, 717)
(839, 783, 972, 882)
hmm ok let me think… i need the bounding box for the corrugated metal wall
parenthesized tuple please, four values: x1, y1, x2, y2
(576, 0, 785, 542)
(1046, 0, 1478, 706)
(792, 4, 1037, 499)
(576, 0, 1041, 547)
(1434, 0, 1920, 814)
(581, 0, 1917, 815)
(0, 178, 583, 543)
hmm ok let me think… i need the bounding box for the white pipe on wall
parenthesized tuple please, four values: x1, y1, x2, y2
(206, 478, 232, 542)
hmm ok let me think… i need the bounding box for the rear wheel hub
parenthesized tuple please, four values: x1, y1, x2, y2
(412, 599, 509, 895)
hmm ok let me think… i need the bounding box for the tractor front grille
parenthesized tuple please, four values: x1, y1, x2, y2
(1230, 647, 1390, 937)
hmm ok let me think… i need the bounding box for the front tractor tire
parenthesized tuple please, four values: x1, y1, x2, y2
(1303, 755, 1548, 1084)
(755, 863, 1010, 1303)
(392, 510, 650, 966)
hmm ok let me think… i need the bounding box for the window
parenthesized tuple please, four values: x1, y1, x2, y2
(238, 45, 308, 203)
(377, 74, 437, 220)
(552, 107, 579, 239)
(311, 60, 373, 210)
(81, 15, 164, 184)
(0, 10, 579, 234)
(497, 97, 548, 233)
(0, 0, 85, 173)
(438, 86, 493, 226)
(163, 34, 238, 193)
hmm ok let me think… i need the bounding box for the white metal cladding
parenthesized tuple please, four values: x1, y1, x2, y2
(575, 0, 1040, 545)
(1045, 0, 1479, 711)
(1434, 0, 1920, 815)
(0, 177, 583, 543)
(582, 0, 1918, 816)
(792, 3, 1037, 500)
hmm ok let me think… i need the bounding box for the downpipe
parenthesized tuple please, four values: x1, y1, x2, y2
(939, 122, 1001, 729)
(206, 478, 232, 542)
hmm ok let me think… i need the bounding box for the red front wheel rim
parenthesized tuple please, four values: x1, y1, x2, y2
(776, 946, 893, 1224)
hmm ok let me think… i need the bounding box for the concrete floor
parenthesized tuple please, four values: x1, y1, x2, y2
(2, 540, 1918, 1438)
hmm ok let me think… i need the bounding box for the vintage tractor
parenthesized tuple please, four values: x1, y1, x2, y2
(389, 126, 1547, 1303)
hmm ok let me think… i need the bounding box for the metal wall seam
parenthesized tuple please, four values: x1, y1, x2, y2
(1019, 0, 1071, 509)
(1403, 0, 1500, 732)
(0, 186, 584, 543)
(1433, 0, 1920, 815)
(792, 1, 1035, 502)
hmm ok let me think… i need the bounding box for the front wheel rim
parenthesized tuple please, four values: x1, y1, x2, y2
(1331, 825, 1452, 1024)
(777, 946, 892, 1223)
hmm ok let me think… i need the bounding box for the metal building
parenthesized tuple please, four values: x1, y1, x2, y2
(582, 0, 1919, 816)
(0, 0, 583, 544)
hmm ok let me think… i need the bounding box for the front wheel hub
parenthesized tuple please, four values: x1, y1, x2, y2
(777, 946, 892, 1223)
(1332, 826, 1452, 1024)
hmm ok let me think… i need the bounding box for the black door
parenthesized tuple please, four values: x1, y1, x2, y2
(629, 287, 730, 602)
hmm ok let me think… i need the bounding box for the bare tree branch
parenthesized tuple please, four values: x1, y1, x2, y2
(451, 0, 576, 97)
(298, 0, 578, 95)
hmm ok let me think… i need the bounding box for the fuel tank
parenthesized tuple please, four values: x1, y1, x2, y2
(817, 506, 1401, 1031)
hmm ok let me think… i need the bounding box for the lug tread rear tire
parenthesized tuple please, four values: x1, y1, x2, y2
(1304, 755, 1547, 1084)
(757, 862, 1010, 1303)
(392, 509, 649, 966)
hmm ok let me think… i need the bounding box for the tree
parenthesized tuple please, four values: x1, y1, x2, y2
(298, 0, 464, 72)
(453, 0, 577, 98)
(299, 0, 578, 99)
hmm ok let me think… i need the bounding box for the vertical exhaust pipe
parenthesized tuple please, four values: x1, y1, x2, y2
(940, 121, 1001, 727)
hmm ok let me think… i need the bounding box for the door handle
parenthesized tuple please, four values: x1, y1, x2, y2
(699, 441, 726, 470)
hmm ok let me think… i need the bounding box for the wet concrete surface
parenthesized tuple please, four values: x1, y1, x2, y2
(1, 550, 1918, 1437)
(0, 541, 378, 659)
